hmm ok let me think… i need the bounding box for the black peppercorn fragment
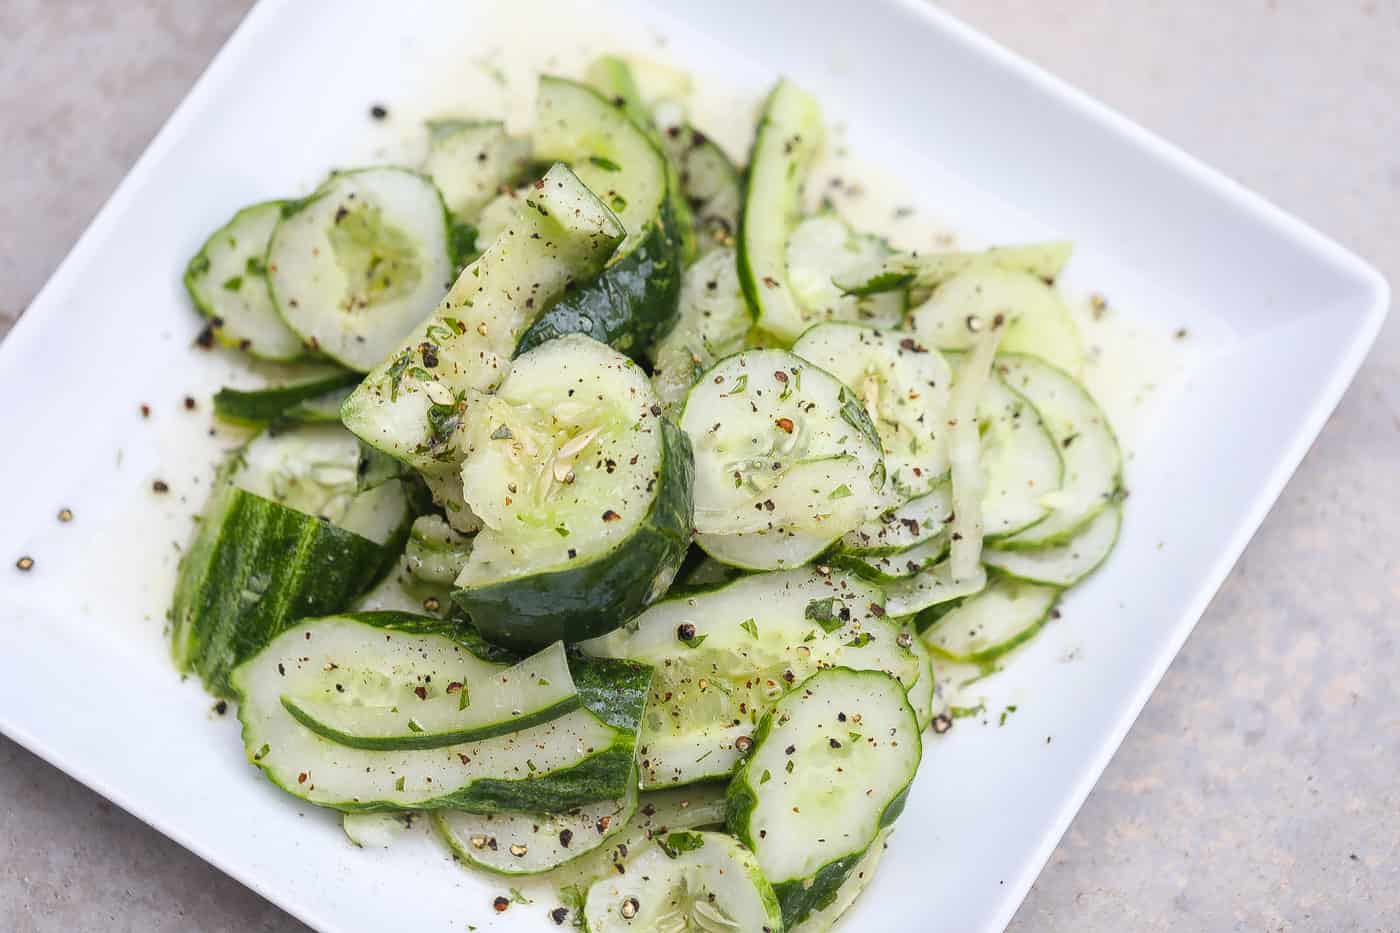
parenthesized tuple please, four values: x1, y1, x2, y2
(492, 896, 510, 912)
(370, 104, 388, 120)
(932, 714, 953, 734)
(16, 556, 34, 572)
(676, 623, 697, 642)
(152, 480, 170, 494)
(550, 907, 569, 924)
(183, 395, 197, 411)
(213, 700, 228, 715)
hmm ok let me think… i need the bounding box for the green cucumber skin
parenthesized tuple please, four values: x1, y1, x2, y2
(825, 544, 946, 586)
(453, 419, 694, 650)
(212, 371, 361, 427)
(279, 693, 583, 752)
(922, 574, 1063, 664)
(513, 198, 683, 361)
(232, 613, 653, 813)
(171, 489, 400, 698)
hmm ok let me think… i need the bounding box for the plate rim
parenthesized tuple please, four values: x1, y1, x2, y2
(0, 1, 1388, 931)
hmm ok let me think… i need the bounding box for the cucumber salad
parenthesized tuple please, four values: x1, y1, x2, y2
(173, 55, 1125, 931)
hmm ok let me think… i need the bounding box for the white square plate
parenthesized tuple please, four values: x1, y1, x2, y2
(0, 1, 1387, 930)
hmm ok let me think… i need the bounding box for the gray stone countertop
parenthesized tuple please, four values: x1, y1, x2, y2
(1, 1, 1396, 930)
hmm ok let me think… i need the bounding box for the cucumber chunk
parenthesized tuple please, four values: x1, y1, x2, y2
(649, 247, 751, 413)
(834, 240, 1073, 296)
(212, 369, 361, 428)
(786, 215, 906, 330)
(341, 162, 624, 476)
(232, 613, 651, 811)
(582, 831, 783, 933)
(170, 425, 412, 696)
(185, 201, 307, 361)
(793, 322, 952, 497)
(453, 334, 693, 649)
(726, 667, 920, 927)
(281, 639, 579, 751)
(983, 502, 1120, 586)
(680, 348, 885, 547)
(422, 120, 530, 222)
(515, 76, 683, 360)
(910, 266, 1083, 375)
(268, 168, 454, 371)
(581, 568, 923, 790)
(434, 781, 636, 875)
(921, 574, 1060, 663)
(738, 79, 825, 342)
(994, 353, 1122, 548)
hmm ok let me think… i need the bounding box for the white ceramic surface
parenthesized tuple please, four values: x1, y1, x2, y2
(0, 1, 1386, 931)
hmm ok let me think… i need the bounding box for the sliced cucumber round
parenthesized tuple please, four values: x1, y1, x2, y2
(184, 200, 306, 361)
(341, 162, 625, 476)
(884, 560, 988, 619)
(979, 376, 1064, 539)
(694, 525, 834, 571)
(581, 568, 921, 790)
(517, 76, 683, 360)
(280, 638, 579, 752)
(983, 502, 1120, 586)
(839, 482, 952, 556)
(738, 79, 825, 342)
(922, 573, 1060, 663)
(342, 811, 415, 849)
(453, 334, 693, 649)
(910, 266, 1083, 375)
(268, 167, 453, 371)
(994, 353, 1121, 548)
(422, 120, 530, 221)
(786, 215, 906, 330)
(793, 322, 952, 497)
(680, 349, 885, 542)
(433, 781, 636, 875)
(649, 247, 752, 413)
(834, 240, 1073, 296)
(726, 667, 920, 928)
(789, 829, 891, 933)
(231, 614, 649, 811)
(582, 831, 783, 933)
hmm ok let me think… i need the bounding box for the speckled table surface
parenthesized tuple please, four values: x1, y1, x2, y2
(2, 2, 1397, 931)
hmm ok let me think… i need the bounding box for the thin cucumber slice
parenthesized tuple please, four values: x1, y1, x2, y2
(947, 323, 1005, 580)
(353, 556, 452, 617)
(680, 349, 885, 540)
(910, 266, 1083, 375)
(790, 829, 891, 933)
(694, 525, 835, 571)
(434, 781, 636, 875)
(921, 574, 1060, 663)
(738, 79, 825, 342)
(517, 76, 683, 360)
(978, 376, 1063, 539)
(834, 241, 1073, 296)
(548, 784, 730, 890)
(422, 120, 530, 221)
(185, 201, 306, 361)
(832, 532, 948, 584)
(994, 353, 1122, 548)
(793, 322, 952, 497)
(906, 636, 937, 731)
(280, 639, 579, 752)
(404, 514, 473, 586)
(727, 668, 920, 928)
(884, 560, 988, 619)
(268, 167, 454, 371)
(231, 613, 651, 811)
(648, 247, 751, 413)
(983, 503, 1121, 586)
(212, 370, 360, 427)
(343, 811, 415, 848)
(341, 162, 624, 476)
(582, 831, 783, 933)
(839, 482, 952, 555)
(453, 335, 693, 649)
(581, 568, 922, 790)
(786, 215, 906, 330)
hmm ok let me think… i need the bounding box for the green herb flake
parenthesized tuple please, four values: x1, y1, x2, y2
(722, 373, 749, 397)
(804, 597, 846, 633)
(739, 618, 759, 639)
(759, 769, 772, 784)
(394, 775, 406, 791)
(509, 887, 531, 905)
(659, 831, 706, 859)
(843, 632, 873, 648)
(785, 759, 795, 774)
(829, 484, 853, 500)
(683, 633, 710, 649)
(221, 275, 243, 292)
(589, 155, 622, 172)
(407, 719, 424, 733)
